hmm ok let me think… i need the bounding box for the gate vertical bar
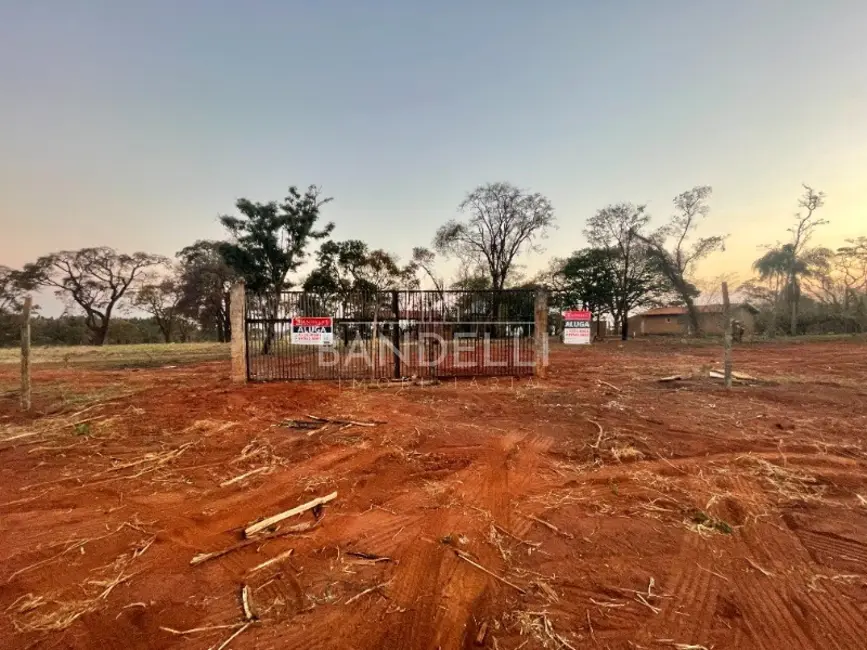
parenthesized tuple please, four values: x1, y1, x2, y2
(20, 295, 32, 412)
(534, 288, 548, 379)
(392, 290, 401, 379)
(230, 281, 247, 383)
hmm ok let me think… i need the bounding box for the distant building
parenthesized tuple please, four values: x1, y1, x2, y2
(628, 304, 759, 336)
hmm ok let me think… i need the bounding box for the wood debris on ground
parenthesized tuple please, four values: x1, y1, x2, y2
(244, 491, 337, 538)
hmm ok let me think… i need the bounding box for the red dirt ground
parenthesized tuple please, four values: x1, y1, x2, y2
(2, 339, 866, 649)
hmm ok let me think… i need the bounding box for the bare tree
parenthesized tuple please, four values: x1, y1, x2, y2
(636, 186, 727, 335)
(785, 184, 828, 334)
(20, 248, 165, 345)
(411, 247, 445, 296)
(585, 203, 666, 339)
(804, 237, 866, 327)
(434, 182, 555, 291)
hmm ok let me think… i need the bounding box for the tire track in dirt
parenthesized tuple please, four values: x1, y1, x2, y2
(642, 530, 722, 647)
(368, 434, 527, 650)
(735, 508, 867, 650)
(792, 528, 867, 569)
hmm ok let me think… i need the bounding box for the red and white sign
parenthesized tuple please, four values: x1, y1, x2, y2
(291, 317, 334, 346)
(563, 310, 592, 345)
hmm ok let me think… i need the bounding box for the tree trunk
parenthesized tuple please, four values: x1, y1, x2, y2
(261, 293, 277, 355)
(682, 292, 701, 336)
(91, 322, 110, 346)
(620, 311, 629, 340)
(790, 285, 799, 335)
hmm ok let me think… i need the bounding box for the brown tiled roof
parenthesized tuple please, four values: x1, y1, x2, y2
(640, 303, 757, 317)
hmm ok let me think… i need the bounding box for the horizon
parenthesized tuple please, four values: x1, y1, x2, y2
(2, 1, 865, 316)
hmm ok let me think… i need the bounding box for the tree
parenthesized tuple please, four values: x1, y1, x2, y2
(753, 243, 830, 335)
(411, 247, 445, 296)
(20, 248, 164, 345)
(636, 186, 726, 335)
(219, 185, 334, 352)
(0, 266, 25, 314)
(303, 240, 418, 298)
(133, 271, 185, 343)
(434, 182, 555, 291)
(554, 248, 619, 316)
(803, 237, 867, 331)
(176, 241, 237, 342)
(784, 184, 828, 334)
(585, 203, 665, 339)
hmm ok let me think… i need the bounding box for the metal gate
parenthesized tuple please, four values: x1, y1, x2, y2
(245, 289, 536, 381)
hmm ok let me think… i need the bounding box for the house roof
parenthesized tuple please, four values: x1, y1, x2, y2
(640, 303, 758, 317)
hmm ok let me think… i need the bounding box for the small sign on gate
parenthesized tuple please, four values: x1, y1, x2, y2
(563, 310, 592, 345)
(291, 317, 334, 346)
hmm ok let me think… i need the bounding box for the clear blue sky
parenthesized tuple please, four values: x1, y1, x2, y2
(2, 1, 865, 292)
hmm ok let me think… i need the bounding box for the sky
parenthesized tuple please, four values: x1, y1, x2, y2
(1, 0, 865, 310)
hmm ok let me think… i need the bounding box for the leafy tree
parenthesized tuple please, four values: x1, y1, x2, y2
(219, 185, 334, 352)
(434, 182, 555, 291)
(176, 241, 237, 342)
(304, 240, 418, 299)
(133, 271, 185, 343)
(0, 266, 25, 314)
(585, 203, 665, 339)
(554, 248, 619, 320)
(753, 243, 831, 335)
(20, 248, 164, 345)
(636, 186, 726, 335)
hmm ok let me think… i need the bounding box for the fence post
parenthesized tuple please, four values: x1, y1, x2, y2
(534, 288, 548, 379)
(20, 296, 32, 411)
(230, 281, 247, 383)
(721, 281, 732, 389)
(391, 290, 401, 379)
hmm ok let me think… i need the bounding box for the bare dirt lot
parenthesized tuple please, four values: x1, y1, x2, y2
(2, 339, 866, 649)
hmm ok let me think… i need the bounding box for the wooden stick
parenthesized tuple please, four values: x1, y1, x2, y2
(20, 296, 32, 412)
(746, 557, 774, 577)
(454, 549, 526, 594)
(597, 380, 621, 392)
(191, 521, 318, 566)
(191, 539, 258, 566)
(345, 580, 392, 605)
(221, 466, 270, 487)
(586, 418, 604, 450)
(634, 592, 661, 614)
(160, 623, 247, 635)
(241, 584, 256, 620)
(475, 620, 489, 646)
(244, 491, 337, 538)
(306, 415, 382, 427)
(528, 515, 574, 539)
(587, 610, 597, 645)
(492, 524, 541, 549)
(721, 281, 733, 389)
(213, 621, 252, 650)
(248, 549, 294, 574)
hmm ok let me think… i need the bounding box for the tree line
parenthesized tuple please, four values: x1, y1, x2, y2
(1, 181, 865, 346)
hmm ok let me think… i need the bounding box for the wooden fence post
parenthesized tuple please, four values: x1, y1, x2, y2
(534, 288, 549, 379)
(230, 281, 247, 383)
(721, 282, 732, 389)
(20, 296, 32, 411)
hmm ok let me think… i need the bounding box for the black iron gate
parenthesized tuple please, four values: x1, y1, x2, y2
(245, 289, 536, 381)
